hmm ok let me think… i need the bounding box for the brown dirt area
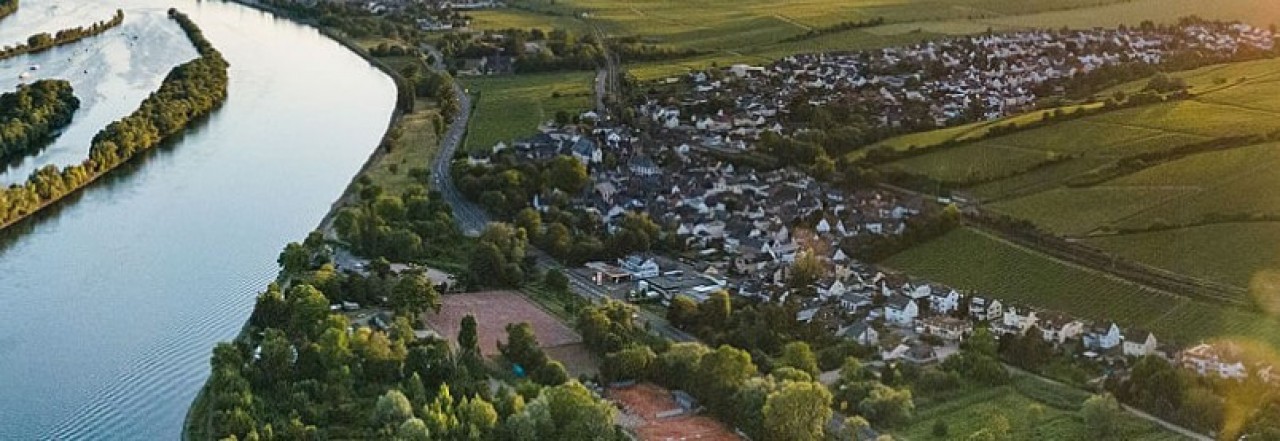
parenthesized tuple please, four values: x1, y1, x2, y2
(609, 383, 741, 441)
(422, 291, 583, 357)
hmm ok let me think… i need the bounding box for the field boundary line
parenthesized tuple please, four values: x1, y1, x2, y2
(965, 227, 1184, 301)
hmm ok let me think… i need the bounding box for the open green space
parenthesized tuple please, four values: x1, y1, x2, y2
(461, 71, 594, 151)
(885, 143, 1060, 185)
(883, 227, 1280, 347)
(896, 375, 1185, 440)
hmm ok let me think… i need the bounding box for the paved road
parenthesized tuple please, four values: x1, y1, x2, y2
(425, 50, 490, 236)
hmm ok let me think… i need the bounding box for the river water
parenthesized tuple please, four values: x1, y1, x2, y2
(0, 1, 396, 438)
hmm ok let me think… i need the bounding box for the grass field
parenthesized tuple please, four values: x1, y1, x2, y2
(461, 71, 593, 151)
(885, 143, 1060, 184)
(883, 227, 1280, 347)
(896, 375, 1185, 440)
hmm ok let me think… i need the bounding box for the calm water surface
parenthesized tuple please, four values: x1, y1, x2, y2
(0, 1, 395, 438)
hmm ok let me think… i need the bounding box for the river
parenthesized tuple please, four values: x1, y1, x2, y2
(0, 1, 396, 438)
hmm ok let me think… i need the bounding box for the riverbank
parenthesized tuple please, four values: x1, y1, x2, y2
(0, 9, 225, 232)
(0, 8, 124, 61)
(182, 2, 443, 439)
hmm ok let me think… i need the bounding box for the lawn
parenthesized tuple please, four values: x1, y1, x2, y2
(896, 375, 1185, 440)
(461, 71, 594, 151)
(882, 227, 1280, 347)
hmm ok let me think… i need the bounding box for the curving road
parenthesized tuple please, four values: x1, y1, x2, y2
(429, 65, 490, 236)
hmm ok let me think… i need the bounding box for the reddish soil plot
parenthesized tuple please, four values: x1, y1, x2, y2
(422, 291, 582, 357)
(609, 383, 741, 441)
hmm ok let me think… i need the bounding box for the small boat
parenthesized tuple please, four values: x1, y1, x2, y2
(29, 65, 39, 71)
(18, 72, 31, 80)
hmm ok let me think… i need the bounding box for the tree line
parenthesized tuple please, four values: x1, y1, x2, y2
(0, 9, 227, 229)
(201, 242, 623, 440)
(0, 79, 79, 162)
(0, 9, 124, 61)
(0, 0, 17, 22)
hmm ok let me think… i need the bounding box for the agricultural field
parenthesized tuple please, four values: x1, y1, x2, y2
(883, 143, 1060, 185)
(1085, 223, 1280, 288)
(465, 8, 591, 33)
(461, 71, 594, 151)
(895, 376, 1184, 440)
(882, 228, 1280, 347)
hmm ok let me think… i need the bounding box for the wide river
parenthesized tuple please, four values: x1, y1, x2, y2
(0, 1, 395, 438)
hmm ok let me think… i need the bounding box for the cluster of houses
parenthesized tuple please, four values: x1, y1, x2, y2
(637, 21, 1275, 154)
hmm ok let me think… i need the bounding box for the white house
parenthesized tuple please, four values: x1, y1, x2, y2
(1000, 307, 1038, 335)
(619, 255, 660, 279)
(1180, 343, 1248, 380)
(1038, 312, 1085, 344)
(929, 290, 962, 315)
(884, 295, 919, 327)
(838, 321, 879, 346)
(817, 279, 847, 299)
(1123, 330, 1159, 358)
(1085, 323, 1125, 350)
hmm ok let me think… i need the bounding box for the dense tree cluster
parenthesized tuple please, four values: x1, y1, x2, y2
(0, 80, 79, 162)
(0, 9, 123, 61)
(779, 17, 887, 43)
(0, 9, 226, 229)
(201, 236, 621, 440)
(456, 153, 678, 267)
(206, 279, 619, 440)
(334, 181, 461, 263)
(0, 0, 17, 22)
(438, 28, 607, 74)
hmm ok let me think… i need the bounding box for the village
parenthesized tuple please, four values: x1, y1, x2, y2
(457, 19, 1280, 392)
(637, 20, 1274, 152)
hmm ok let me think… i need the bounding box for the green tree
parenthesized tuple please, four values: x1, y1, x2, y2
(1081, 394, 1122, 439)
(696, 345, 758, 413)
(546, 155, 588, 193)
(602, 345, 656, 381)
(277, 242, 311, 275)
(533, 360, 570, 386)
(375, 389, 415, 427)
(500, 322, 547, 371)
(858, 383, 914, 428)
(698, 290, 732, 329)
(390, 273, 441, 317)
(544, 268, 569, 293)
(456, 395, 499, 439)
(668, 296, 698, 330)
(763, 380, 833, 441)
(397, 418, 431, 440)
(778, 341, 820, 378)
(523, 381, 617, 441)
(286, 284, 330, 338)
